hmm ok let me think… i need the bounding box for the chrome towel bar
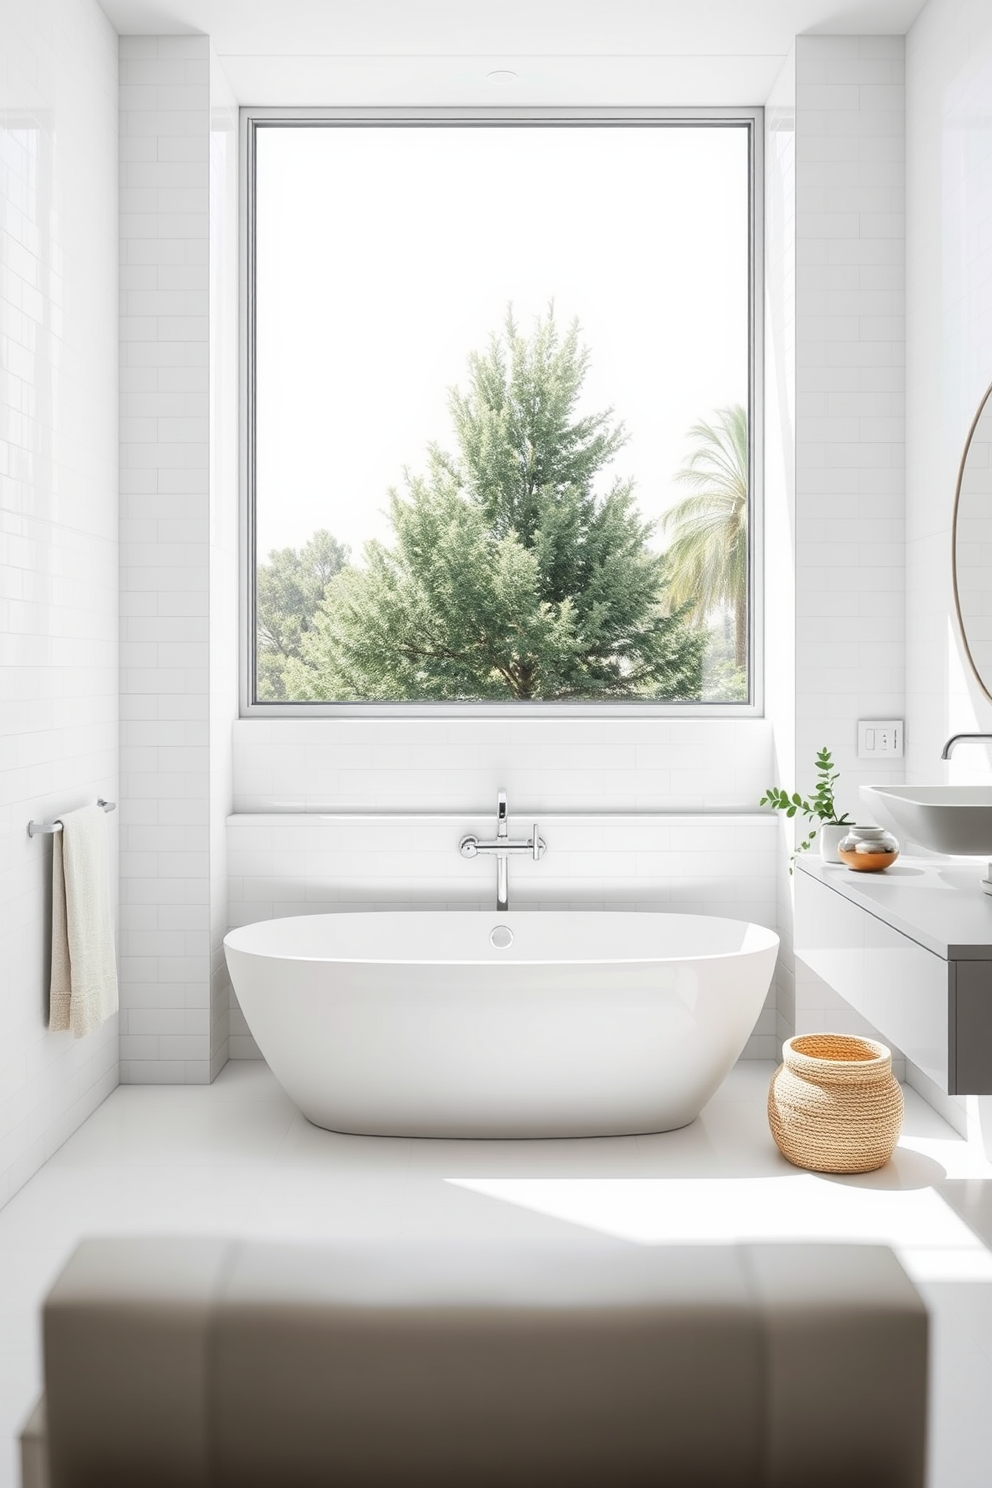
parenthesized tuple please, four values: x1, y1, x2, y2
(28, 800, 116, 837)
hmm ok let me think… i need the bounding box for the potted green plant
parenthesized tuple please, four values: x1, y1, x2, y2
(760, 747, 853, 866)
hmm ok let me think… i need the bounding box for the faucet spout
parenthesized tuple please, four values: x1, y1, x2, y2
(941, 733, 992, 759)
(496, 857, 508, 913)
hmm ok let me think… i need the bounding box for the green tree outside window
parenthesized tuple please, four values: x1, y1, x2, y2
(663, 404, 749, 692)
(275, 310, 706, 703)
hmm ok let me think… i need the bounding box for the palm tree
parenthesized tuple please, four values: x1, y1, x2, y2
(662, 404, 749, 670)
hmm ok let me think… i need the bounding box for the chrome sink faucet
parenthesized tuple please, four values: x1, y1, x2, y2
(459, 791, 546, 912)
(940, 733, 992, 758)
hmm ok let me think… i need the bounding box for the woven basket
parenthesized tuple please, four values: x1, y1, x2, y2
(768, 1033, 903, 1174)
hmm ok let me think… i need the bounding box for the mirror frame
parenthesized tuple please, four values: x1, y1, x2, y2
(951, 377, 992, 705)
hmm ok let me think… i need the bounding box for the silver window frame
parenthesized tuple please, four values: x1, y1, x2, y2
(240, 106, 764, 718)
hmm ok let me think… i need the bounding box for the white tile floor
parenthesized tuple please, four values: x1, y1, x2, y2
(3, 1060, 992, 1487)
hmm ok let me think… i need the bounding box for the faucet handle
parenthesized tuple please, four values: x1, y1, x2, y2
(533, 825, 544, 861)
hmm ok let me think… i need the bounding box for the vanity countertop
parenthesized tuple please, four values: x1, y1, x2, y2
(795, 854, 992, 961)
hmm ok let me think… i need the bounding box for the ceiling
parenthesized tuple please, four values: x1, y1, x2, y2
(96, 0, 930, 105)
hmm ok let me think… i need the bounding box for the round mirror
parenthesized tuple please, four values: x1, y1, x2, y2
(953, 381, 992, 702)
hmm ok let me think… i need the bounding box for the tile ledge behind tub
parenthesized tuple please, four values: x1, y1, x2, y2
(227, 812, 779, 826)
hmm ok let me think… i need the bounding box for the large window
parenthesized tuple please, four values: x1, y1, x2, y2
(244, 111, 760, 712)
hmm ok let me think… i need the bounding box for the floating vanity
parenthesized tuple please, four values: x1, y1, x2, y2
(795, 857, 992, 1094)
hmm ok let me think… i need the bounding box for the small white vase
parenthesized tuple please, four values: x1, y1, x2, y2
(818, 823, 849, 863)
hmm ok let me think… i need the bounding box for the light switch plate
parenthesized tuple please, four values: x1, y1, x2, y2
(858, 719, 903, 758)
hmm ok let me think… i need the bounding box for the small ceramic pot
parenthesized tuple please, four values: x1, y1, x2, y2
(768, 1033, 904, 1174)
(818, 823, 849, 863)
(837, 824, 899, 872)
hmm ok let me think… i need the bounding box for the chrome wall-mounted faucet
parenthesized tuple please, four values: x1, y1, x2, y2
(940, 733, 992, 759)
(459, 790, 546, 912)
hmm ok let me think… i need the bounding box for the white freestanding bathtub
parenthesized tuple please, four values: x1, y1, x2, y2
(224, 911, 779, 1138)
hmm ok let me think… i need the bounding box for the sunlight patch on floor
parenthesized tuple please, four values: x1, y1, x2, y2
(445, 1174, 992, 1282)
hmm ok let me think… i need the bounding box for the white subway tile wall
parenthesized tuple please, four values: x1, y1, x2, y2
(792, 36, 907, 1056)
(764, 48, 798, 1050)
(208, 51, 239, 1079)
(226, 812, 780, 1061)
(232, 718, 776, 815)
(0, 0, 120, 1206)
(795, 35, 906, 815)
(119, 37, 236, 1085)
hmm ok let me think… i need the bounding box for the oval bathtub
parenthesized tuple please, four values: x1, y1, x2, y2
(224, 911, 779, 1139)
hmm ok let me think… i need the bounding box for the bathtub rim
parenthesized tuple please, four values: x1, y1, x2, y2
(224, 908, 780, 969)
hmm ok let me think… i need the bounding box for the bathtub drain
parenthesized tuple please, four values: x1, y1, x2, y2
(490, 926, 513, 949)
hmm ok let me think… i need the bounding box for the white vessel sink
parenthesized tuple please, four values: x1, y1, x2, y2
(861, 785, 992, 856)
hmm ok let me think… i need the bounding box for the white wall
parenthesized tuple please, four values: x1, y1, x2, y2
(0, 0, 119, 1206)
(764, 46, 797, 1047)
(118, 36, 238, 1084)
(794, 34, 906, 818)
(208, 49, 240, 1077)
(763, 36, 907, 1053)
(790, 34, 908, 1055)
(119, 35, 213, 1083)
(232, 718, 775, 814)
(903, 0, 992, 1139)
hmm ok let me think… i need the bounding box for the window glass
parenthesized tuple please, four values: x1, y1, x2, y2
(252, 122, 752, 706)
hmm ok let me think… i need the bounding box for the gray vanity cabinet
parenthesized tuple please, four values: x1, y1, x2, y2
(795, 859, 992, 1095)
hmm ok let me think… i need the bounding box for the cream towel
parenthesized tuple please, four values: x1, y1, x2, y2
(49, 806, 119, 1038)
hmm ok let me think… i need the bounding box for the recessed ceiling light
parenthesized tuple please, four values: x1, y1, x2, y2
(486, 70, 519, 84)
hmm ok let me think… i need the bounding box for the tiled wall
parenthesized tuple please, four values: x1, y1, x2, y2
(208, 52, 239, 1078)
(119, 37, 236, 1084)
(702, 44, 911, 1067)
(790, 36, 907, 1055)
(764, 37, 908, 1056)
(0, 0, 119, 1206)
(794, 35, 906, 817)
(232, 717, 776, 815)
(764, 47, 797, 1048)
(904, 0, 992, 1144)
